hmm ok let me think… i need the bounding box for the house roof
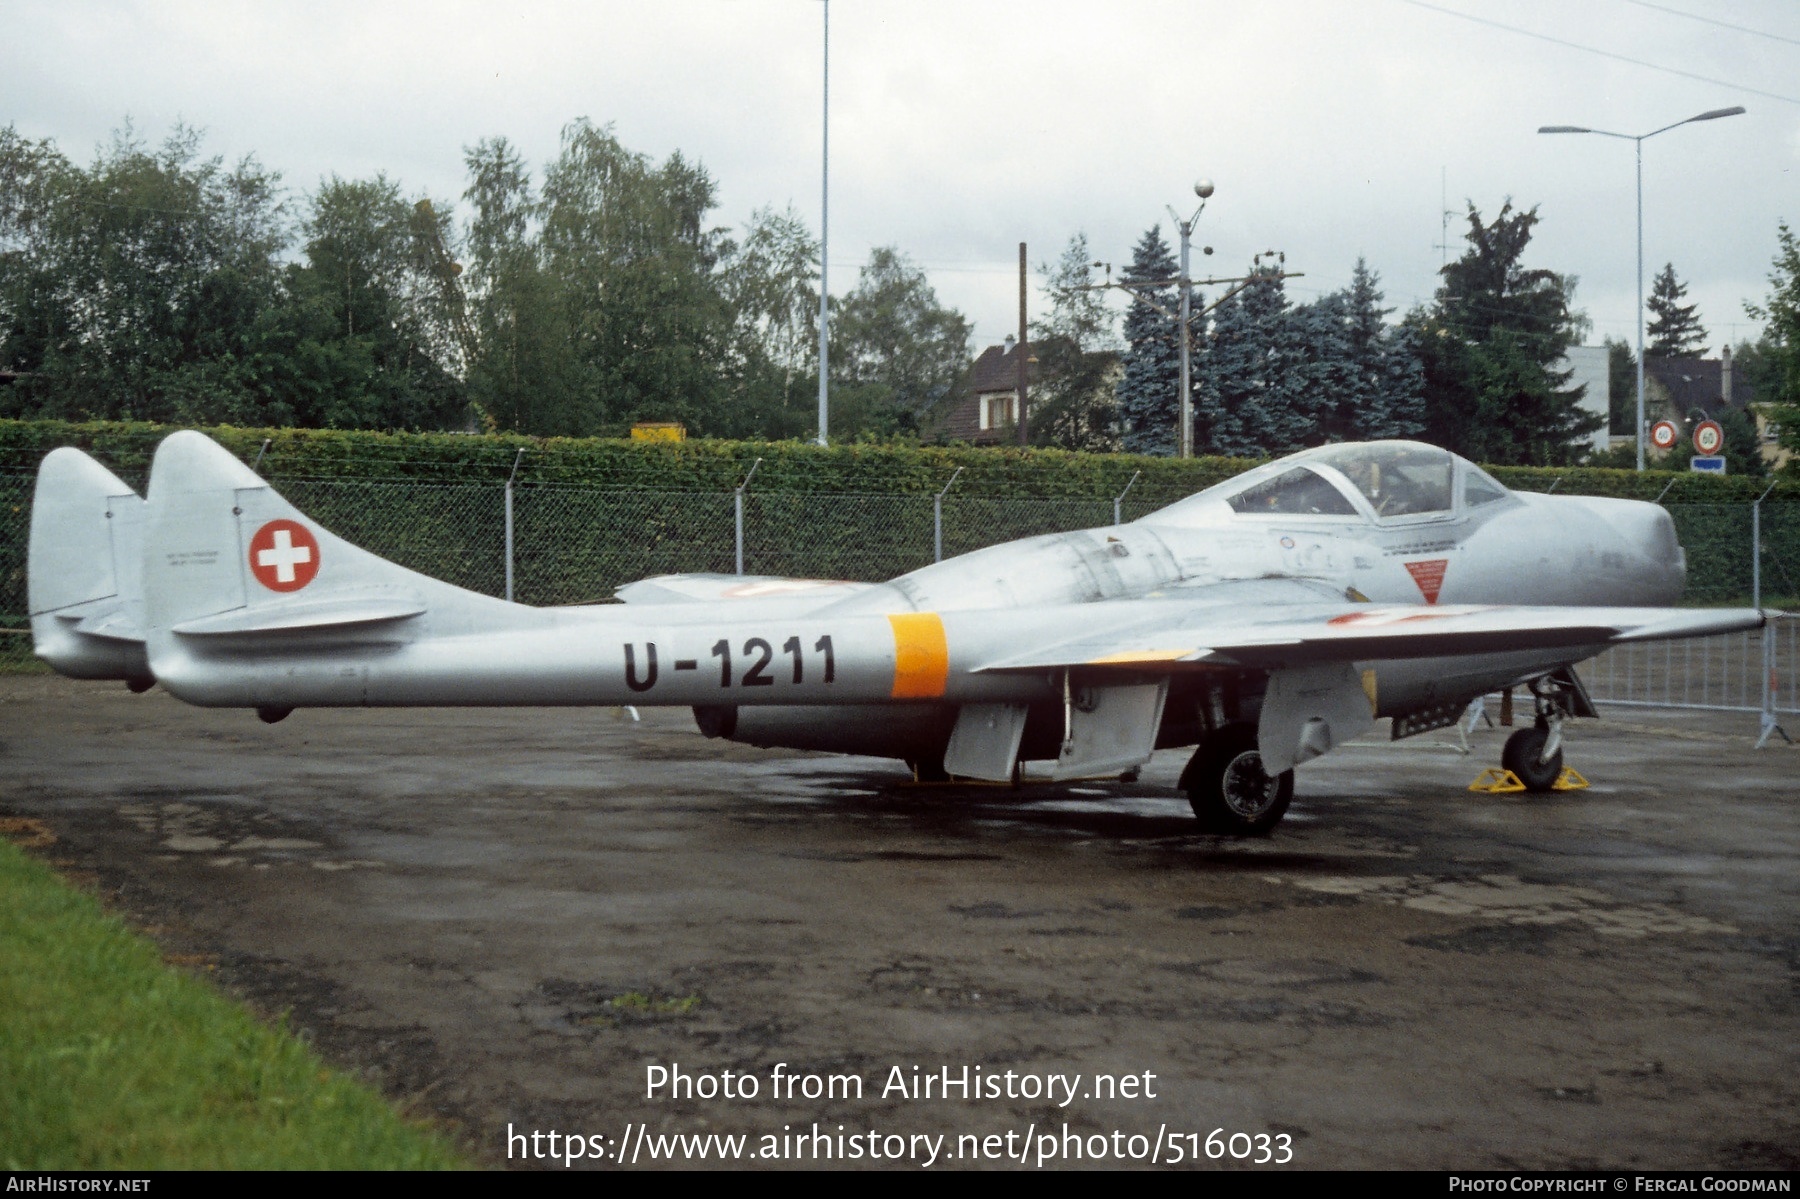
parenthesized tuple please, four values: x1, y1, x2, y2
(968, 341, 1033, 394)
(1643, 354, 1754, 416)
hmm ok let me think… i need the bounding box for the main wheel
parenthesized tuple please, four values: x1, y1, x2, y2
(1501, 726, 1563, 792)
(1182, 725, 1294, 836)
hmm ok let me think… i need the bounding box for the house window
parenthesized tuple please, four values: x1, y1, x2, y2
(981, 393, 1015, 430)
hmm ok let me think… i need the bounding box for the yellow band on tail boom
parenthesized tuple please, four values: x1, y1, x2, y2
(887, 612, 949, 699)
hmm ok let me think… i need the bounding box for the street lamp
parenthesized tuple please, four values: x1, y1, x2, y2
(1538, 106, 1744, 471)
(817, 0, 830, 447)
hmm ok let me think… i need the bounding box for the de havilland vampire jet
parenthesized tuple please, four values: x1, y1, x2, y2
(29, 431, 1764, 835)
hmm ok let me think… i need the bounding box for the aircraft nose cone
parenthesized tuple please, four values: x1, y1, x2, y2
(1648, 505, 1681, 565)
(1616, 500, 1684, 600)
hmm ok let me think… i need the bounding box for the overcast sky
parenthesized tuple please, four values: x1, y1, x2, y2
(6, 0, 1797, 354)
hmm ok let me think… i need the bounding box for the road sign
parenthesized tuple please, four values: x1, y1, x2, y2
(1650, 420, 1679, 451)
(1690, 456, 1726, 475)
(1693, 420, 1724, 455)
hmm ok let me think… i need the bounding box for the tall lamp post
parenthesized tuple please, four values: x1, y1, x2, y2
(816, 0, 830, 447)
(1537, 106, 1744, 471)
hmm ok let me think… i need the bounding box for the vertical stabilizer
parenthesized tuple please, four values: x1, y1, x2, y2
(28, 448, 151, 681)
(140, 431, 526, 707)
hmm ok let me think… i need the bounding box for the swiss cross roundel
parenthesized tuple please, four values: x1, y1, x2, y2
(248, 519, 320, 592)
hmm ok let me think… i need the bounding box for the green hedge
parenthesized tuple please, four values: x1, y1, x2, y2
(0, 419, 1242, 503)
(2, 417, 1792, 503)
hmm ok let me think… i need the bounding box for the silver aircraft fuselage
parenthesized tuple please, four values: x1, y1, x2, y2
(30, 434, 1735, 791)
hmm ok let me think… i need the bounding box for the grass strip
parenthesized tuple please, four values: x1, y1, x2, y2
(0, 836, 470, 1169)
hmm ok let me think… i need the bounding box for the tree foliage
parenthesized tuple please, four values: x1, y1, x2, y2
(827, 246, 971, 438)
(1029, 233, 1119, 452)
(1604, 337, 1635, 436)
(1115, 226, 1182, 455)
(0, 124, 291, 425)
(266, 176, 466, 430)
(1646, 262, 1707, 358)
(0, 120, 975, 443)
(1407, 201, 1599, 465)
(1200, 266, 1309, 457)
(1744, 221, 1800, 468)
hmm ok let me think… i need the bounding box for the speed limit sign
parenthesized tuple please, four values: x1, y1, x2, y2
(1693, 420, 1724, 455)
(1650, 420, 1679, 451)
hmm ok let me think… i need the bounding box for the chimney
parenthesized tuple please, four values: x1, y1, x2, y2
(1003, 334, 1016, 354)
(1720, 344, 1732, 406)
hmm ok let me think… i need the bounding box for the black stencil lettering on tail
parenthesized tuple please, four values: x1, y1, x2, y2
(624, 643, 659, 692)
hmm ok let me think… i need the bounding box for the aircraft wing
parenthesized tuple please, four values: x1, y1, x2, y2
(614, 573, 877, 608)
(975, 601, 1767, 673)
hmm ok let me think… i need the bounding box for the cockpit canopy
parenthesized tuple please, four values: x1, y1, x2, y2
(1146, 441, 1513, 527)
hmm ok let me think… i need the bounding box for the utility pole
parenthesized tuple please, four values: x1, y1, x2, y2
(1066, 180, 1301, 458)
(1173, 210, 1197, 458)
(1017, 241, 1029, 446)
(1165, 182, 1216, 457)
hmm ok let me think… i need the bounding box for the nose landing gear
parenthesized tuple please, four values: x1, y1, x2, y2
(1488, 673, 1591, 793)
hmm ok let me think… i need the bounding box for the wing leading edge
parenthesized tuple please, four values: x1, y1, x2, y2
(974, 601, 1767, 673)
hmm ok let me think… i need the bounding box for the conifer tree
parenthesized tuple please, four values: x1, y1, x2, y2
(1115, 226, 1182, 455)
(1200, 266, 1311, 457)
(1296, 259, 1424, 444)
(1406, 201, 1598, 465)
(1646, 262, 1707, 357)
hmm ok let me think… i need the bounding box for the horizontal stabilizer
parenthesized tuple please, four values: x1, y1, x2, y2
(71, 607, 144, 643)
(171, 594, 427, 637)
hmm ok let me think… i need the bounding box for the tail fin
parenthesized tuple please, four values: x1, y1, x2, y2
(28, 448, 151, 684)
(141, 431, 519, 704)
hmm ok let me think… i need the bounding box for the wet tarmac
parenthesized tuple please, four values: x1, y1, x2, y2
(2, 675, 1796, 1170)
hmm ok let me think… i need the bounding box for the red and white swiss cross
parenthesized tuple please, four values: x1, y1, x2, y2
(248, 519, 320, 592)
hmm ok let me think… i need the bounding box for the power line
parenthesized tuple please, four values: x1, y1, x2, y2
(1398, 0, 1800, 107)
(1619, 0, 1800, 49)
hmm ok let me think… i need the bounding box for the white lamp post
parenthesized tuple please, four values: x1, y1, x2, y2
(1537, 106, 1744, 471)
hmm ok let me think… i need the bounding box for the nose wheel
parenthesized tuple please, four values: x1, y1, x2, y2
(1497, 677, 1574, 793)
(1500, 724, 1564, 791)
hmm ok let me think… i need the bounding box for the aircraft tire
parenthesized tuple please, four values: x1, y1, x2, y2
(1501, 727, 1563, 792)
(1183, 725, 1293, 836)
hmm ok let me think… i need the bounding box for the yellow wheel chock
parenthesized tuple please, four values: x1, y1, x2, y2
(1469, 767, 1590, 793)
